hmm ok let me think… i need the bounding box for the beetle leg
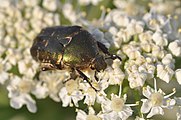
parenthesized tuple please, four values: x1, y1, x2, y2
(62, 68, 77, 84)
(94, 71, 99, 81)
(76, 69, 98, 91)
(40, 63, 57, 71)
(97, 41, 122, 61)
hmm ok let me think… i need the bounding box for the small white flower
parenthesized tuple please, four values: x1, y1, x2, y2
(128, 69, 147, 88)
(113, 0, 145, 16)
(42, 0, 57, 11)
(104, 10, 130, 28)
(79, 70, 110, 105)
(139, 31, 153, 43)
(76, 107, 101, 120)
(6, 48, 22, 65)
(168, 40, 181, 57)
(97, 59, 124, 86)
(143, 11, 167, 30)
(0, 0, 10, 8)
(175, 69, 181, 85)
(7, 75, 37, 113)
(157, 64, 174, 83)
(109, 59, 125, 85)
(112, 12, 130, 27)
(78, 0, 102, 6)
(90, 0, 102, 5)
(34, 71, 68, 102)
(125, 58, 153, 88)
(162, 54, 175, 69)
(101, 94, 133, 120)
(138, 63, 155, 80)
(22, 0, 39, 7)
(0, 70, 9, 84)
(140, 42, 152, 52)
(79, 78, 108, 105)
(31, 81, 49, 99)
(18, 56, 39, 78)
(116, 29, 131, 44)
(151, 45, 165, 58)
(141, 79, 176, 118)
(109, 26, 118, 36)
(0, 58, 10, 84)
(62, 3, 78, 24)
(59, 79, 84, 107)
(149, 1, 175, 15)
(122, 44, 141, 59)
(9, 93, 37, 113)
(83, 87, 97, 105)
(152, 30, 168, 46)
(78, 0, 91, 6)
(43, 13, 54, 26)
(126, 19, 144, 35)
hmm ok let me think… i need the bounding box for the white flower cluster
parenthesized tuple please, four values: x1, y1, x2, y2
(0, 0, 60, 113)
(0, 0, 181, 120)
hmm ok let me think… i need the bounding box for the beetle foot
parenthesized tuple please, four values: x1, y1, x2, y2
(62, 78, 71, 84)
(106, 54, 122, 61)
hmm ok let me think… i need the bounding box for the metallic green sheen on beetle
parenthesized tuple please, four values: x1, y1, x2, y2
(30, 26, 121, 71)
(30, 26, 121, 89)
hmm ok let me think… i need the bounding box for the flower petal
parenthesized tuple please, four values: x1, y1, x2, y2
(162, 98, 175, 109)
(142, 86, 154, 98)
(175, 69, 181, 84)
(10, 94, 37, 113)
(118, 106, 133, 120)
(76, 109, 87, 120)
(147, 106, 164, 118)
(59, 87, 71, 107)
(141, 99, 152, 113)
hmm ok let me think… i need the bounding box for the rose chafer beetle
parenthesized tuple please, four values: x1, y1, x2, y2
(30, 26, 121, 90)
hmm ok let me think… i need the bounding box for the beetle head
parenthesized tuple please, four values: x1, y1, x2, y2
(30, 35, 63, 70)
(91, 55, 107, 72)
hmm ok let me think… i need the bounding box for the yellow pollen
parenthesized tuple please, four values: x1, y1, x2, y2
(148, 3, 153, 7)
(18, 80, 32, 93)
(178, 28, 181, 33)
(65, 80, 78, 94)
(149, 19, 159, 26)
(111, 98, 124, 112)
(174, 15, 178, 20)
(150, 92, 163, 106)
(106, 8, 111, 13)
(100, 5, 105, 11)
(87, 88, 96, 96)
(87, 115, 101, 120)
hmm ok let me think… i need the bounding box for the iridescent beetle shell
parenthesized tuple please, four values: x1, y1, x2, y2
(30, 26, 107, 71)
